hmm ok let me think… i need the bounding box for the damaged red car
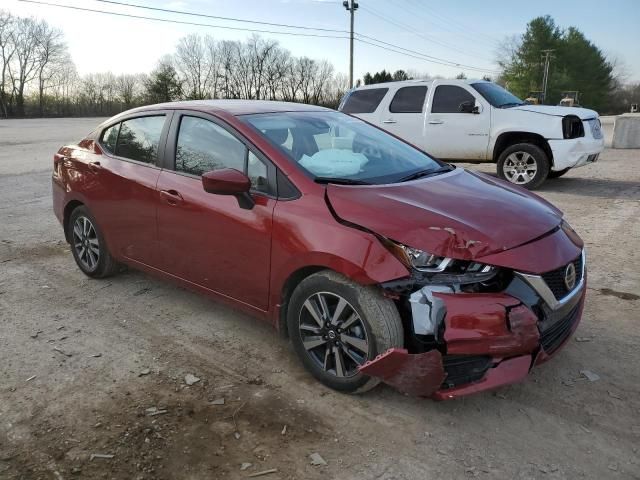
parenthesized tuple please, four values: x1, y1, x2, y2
(52, 101, 586, 399)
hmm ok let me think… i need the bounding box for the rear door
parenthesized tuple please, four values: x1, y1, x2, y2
(155, 112, 276, 310)
(93, 113, 170, 265)
(376, 85, 428, 149)
(424, 84, 490, 160)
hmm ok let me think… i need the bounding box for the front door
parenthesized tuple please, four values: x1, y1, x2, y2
(156, 113, 275, 310)
(424, 84, 490, 160)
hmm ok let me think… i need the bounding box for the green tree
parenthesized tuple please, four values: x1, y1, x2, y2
(392, 69, 410, 81)
(145, 61, 182, 103)
(499, 16, 614, 110)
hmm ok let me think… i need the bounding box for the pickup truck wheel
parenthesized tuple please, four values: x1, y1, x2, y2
(497, 143, 550, 190)
(548, 168, 570, 179)
(287, 271, 403, 394)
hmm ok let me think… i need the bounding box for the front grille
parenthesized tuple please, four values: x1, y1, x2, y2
(539, 304, 580, 354)
(541, 255, 583, 300)
(441, 355, 492, 389)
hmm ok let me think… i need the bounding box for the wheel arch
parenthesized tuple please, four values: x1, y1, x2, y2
(63, 199, 85, 243)
(277, 265, 332, 338)
(492, 131, 553, 166)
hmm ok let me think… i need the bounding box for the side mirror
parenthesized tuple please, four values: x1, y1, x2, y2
(202, 168, 254, 210)
(459, 101, 479, 114)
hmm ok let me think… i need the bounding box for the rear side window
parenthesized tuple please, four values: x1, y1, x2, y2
(101, 124, 119, 154)
(176, 116, 246, 176)
(389, 86, 428, 113)
(115, 116, 165, 164)
(342, 88, 388, 114)
(431, 86, 475, 113)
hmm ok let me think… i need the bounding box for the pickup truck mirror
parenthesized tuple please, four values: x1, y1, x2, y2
(459, 101, 479, 114)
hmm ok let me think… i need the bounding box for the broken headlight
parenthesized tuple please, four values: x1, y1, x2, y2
(381, 238, 498, 284)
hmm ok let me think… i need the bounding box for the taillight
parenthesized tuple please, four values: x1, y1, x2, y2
(53, 153, 64, 176)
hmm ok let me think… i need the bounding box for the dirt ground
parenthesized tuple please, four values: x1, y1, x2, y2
(1, 118, 639, 480)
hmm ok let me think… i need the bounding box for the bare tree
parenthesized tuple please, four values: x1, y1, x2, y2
(8, 16, 40, 116)
(0, 10, 16, 117)
(34, 21, 66, 116)
(116, 73, 143, 108)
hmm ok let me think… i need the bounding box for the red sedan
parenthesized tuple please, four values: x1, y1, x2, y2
(52, 100, 586, 399)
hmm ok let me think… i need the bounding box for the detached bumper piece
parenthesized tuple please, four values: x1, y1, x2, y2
(359, 289, 585, 400)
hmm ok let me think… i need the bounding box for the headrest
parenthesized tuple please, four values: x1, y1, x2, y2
(264, 128, 288, 145)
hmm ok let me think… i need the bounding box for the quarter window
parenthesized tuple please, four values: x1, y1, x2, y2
(389, 86, 428, 113)
(176, 116, 246, 176)
(431, 85, 476, 113)
(101, 124, 119, 154)
(341, 88, 388, 114)
(115, 116, 165, 164)
(247, 151, 269, 193)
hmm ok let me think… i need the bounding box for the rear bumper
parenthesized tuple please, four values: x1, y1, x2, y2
(52, 176, 65, 226)
(548, 136, 604, 171)
(360, 281, 586, 400)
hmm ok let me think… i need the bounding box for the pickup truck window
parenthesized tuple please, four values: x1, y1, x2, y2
(431, 85, 475, 114)
(389, 86, 428, 113)
(342, 88, 388, 114)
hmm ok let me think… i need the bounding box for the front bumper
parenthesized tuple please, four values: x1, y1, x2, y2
(548, 135, 604, 171)
(361, 265, 586, 400)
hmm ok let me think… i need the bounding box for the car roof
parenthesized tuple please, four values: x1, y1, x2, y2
(351, 78, 489, 90)
(120, 99, 332, 117)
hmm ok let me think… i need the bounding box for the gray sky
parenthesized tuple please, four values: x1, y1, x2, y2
(4, 0, 640, 82)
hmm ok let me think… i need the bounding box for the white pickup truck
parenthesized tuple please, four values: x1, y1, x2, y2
(338, 79, 605, 189)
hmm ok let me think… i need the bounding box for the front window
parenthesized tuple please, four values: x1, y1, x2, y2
(471, 82, 525, 108)
(242, 111, 444, 185)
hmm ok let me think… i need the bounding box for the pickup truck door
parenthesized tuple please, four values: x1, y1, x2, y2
(424, 84, 490, 160)
(376, 85, 429, 149)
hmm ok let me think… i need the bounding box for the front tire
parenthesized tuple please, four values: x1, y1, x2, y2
(497, 143, 550, 190)
(68, 205, 119, 278)
(287, 271, 403, 394)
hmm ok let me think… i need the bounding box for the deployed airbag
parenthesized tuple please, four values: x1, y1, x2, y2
(299, 149, 368, 177)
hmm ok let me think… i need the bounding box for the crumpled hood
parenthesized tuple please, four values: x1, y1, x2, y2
(511, 104, 598, 120)
(326, 168, 563, 260)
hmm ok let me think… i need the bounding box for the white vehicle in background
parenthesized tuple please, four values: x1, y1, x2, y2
(338, 79, 605, 189)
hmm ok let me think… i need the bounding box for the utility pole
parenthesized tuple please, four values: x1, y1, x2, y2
(541, 49, 555, 104)
(343, 0, 358, 88)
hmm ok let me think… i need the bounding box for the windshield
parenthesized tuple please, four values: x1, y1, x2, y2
(471, 82, 525, 108)
(241, 111, 443, 184)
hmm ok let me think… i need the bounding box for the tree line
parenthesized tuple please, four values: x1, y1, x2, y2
(0, 10, 349, 118)
(498, 15, 637, 113)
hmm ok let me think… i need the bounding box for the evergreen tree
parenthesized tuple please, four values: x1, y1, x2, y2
(145, 62, 182, 103)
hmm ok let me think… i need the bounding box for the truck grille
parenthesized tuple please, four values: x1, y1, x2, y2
(541, 255, 583, 300)
(441, 355, 492, 389)
(539, 304, 581, 354)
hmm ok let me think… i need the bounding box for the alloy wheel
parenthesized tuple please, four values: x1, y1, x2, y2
(72, 216, 100, 271)
(503, 151, 538, 185)
(298, 292, 369, 378)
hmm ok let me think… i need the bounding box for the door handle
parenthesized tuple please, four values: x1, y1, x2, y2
(428, 120, 444, 125)
(382, 119, 397, 124)
(160, 189, 183, 205)
(88, 161, 102, 172)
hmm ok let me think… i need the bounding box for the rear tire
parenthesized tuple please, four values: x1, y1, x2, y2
(497, 143, 550, 190)
(548, 168, 570, 179)
(287, 270, 403, 394)
(68, 205, 119, 278)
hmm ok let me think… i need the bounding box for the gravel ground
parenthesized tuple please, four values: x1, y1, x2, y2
(1, 118, 639, 480)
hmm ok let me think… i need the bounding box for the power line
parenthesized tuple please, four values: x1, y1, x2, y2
(17, 0, 500, 75)
(402, 0, 502, 47)
(359, 4, 494, 63)
(355, 38, 499, 74)
(355, 33, 500, 73)
(92, 0, 349, 34)
(16, 0, 349, 39)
